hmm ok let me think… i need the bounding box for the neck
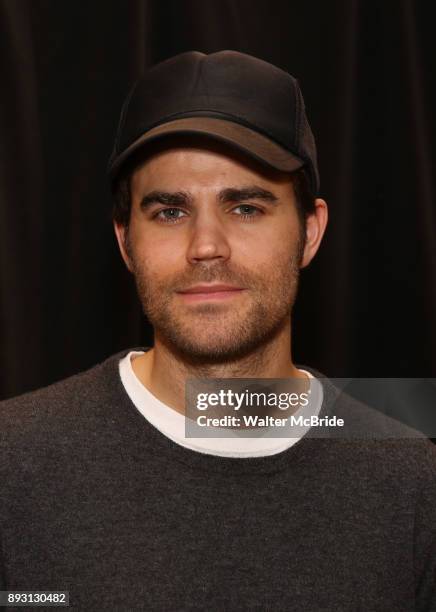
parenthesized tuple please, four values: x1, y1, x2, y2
(131, 320, 306, 415)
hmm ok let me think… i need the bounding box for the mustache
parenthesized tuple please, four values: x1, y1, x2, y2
(168, 262, 255, 292)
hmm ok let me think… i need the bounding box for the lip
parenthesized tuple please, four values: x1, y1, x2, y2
(179, 284, 244, 294)
(177, 284, 246, 302)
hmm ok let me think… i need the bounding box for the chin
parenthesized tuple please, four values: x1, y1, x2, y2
(162, 330, 267, 365)
(178, 338, 241, 357)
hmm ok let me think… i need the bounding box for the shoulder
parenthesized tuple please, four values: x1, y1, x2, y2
(340, 398, 436, 488)
(0, 348, 131, 449)
(303, 367, 436, 485)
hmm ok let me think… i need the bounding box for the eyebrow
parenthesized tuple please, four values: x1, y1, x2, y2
(219, 186, 278, 204)
(140, 191, 190, 209)
(139, 185, 279, 211)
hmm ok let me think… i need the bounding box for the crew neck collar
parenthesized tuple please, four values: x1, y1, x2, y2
(99, 346, 341, 475)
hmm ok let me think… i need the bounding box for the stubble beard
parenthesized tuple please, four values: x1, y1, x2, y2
(126, 237, 303, 366)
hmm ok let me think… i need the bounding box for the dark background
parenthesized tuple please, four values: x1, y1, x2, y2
(1, 0, 435, 400)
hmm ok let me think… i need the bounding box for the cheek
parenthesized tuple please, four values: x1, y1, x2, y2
(131, 230, 187, 280)
(273, 214, 302, 257)
(234, 217, 300, 263)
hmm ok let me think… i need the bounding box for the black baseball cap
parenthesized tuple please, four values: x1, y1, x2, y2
(108, 50, 320, 194)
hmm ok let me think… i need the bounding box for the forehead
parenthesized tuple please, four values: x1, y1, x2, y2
(129, 136, 294, 194)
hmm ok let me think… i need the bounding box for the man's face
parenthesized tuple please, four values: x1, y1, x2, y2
(115, 141, 307, 364)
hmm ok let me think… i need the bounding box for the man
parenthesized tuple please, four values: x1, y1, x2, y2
(0, 51, 435, 611)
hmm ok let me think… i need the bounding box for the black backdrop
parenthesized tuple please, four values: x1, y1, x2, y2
(1, 0, 435, 400)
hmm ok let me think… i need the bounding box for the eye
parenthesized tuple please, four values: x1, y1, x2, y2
(153, 208, 187, 223)
(231, 204, 263, 219)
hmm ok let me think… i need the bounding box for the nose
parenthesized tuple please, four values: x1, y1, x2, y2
(185, 210, 231, 264)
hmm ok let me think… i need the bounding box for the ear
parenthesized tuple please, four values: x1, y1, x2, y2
(113, 221, 134, 273)
(300, 198, 328, 268)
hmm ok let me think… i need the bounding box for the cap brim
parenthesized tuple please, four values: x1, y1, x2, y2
(108, 117, 304, 179)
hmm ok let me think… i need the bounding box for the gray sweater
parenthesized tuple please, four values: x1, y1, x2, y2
(0, 348, 435, 611)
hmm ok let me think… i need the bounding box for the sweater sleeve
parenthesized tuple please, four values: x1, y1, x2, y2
(414, 475, 436, 611)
